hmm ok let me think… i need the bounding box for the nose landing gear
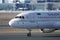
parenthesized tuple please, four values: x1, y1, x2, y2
(27, 29, 31, 37)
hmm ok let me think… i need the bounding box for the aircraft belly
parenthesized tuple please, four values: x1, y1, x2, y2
(53, 22, 60, 28)
(12, 21, 60, 29)
(38, 21, 60, 28)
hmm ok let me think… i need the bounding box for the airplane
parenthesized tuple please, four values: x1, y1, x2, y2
(9, 11, 60, 37)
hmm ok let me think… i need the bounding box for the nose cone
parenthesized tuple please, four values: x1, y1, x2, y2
(9, 21, 13, 27)
(9, 19, 15, 27)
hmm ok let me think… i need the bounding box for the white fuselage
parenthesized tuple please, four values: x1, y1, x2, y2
(9, 11, 60, 29)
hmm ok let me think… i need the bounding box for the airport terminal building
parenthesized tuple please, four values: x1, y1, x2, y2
(0, 0, 60, 11)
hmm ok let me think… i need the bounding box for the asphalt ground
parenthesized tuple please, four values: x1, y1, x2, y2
(0, 27, 60, 40)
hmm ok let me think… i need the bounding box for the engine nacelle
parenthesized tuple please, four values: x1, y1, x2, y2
(41, 28, 56, 33)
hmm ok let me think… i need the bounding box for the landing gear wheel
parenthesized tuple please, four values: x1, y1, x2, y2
(27, 29, 31, 37)
(27, 33, 31, 37)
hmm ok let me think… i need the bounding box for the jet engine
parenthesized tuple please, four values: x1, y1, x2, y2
(41, 28, 56, 33)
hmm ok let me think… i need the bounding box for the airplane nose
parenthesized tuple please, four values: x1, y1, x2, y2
(9, 19, 15, 27)
(9, 20, 14, 27)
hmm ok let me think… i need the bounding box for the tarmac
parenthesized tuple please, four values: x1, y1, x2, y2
(0, 27, 60, 40)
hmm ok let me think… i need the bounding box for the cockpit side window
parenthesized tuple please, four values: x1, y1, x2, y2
(21, 16, 24, 19)
(15, 16, 20, 18)
(37, 13, 41, 15)
(19, 16, 21, 18)
(15, 16, 24, 19)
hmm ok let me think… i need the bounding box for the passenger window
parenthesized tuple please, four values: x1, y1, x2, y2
(37, 13, 41, 15)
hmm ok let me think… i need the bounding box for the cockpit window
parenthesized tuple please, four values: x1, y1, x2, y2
(37, 13, 41, 15)
(15, 16, 24, 19)
(15, 16, 21, 18)
(21, 16, 24, 19)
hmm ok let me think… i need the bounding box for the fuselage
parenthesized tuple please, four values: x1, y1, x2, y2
(9, 11, 60, 29)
